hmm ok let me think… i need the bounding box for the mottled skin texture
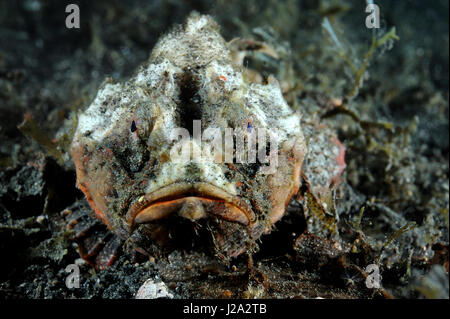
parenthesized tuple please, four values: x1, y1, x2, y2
(71, 13, 307, 262)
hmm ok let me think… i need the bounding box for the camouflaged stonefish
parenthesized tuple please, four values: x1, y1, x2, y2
(69, 13, 308, 268)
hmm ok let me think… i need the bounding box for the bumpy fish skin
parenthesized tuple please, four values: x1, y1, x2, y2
(71, 13, 307, 262)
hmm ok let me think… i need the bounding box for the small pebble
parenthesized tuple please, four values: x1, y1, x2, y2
(135, 279, 174, 299)
(75, 258, 86, 266)
(35, 215, 46, 224)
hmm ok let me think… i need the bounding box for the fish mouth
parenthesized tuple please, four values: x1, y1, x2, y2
(126, 182, 255, 227)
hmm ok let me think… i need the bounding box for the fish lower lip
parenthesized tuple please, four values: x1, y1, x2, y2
(126, 182, 255, 226)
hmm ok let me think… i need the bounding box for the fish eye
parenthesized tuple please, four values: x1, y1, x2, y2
(131, 120, 137, 133)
